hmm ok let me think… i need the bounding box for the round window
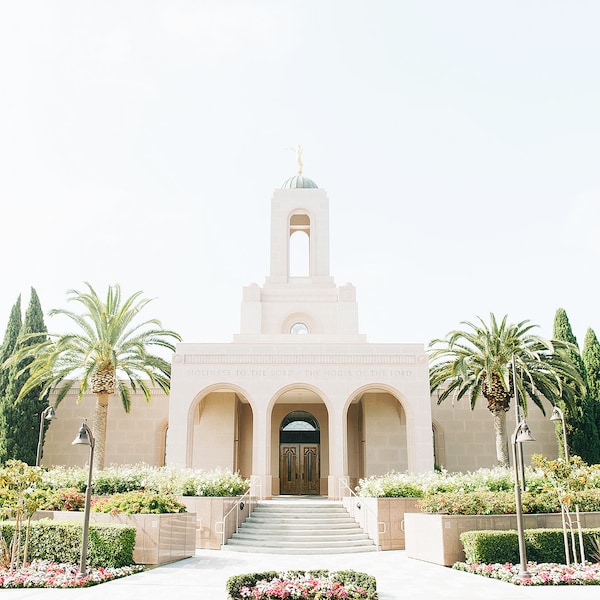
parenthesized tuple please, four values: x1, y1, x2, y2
(290, 323, 309, 335)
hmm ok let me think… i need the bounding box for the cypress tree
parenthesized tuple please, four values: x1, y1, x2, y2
(1, 289, 49, 465)
(0, 296, 22, 463)
(552, 308, 600, 463)
(582, 328, 600, 463)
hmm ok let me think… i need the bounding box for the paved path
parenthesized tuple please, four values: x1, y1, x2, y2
(3, 549, 599, 599)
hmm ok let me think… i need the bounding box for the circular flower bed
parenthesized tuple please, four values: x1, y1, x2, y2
(227, 570, 377, 599)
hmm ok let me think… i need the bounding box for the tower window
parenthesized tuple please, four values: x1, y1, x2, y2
(289, 213, 310, 276)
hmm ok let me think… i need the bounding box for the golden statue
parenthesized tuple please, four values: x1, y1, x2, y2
(289, 144, 303, 175)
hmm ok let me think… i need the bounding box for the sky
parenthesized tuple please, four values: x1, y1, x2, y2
(1, 1, 600, 350)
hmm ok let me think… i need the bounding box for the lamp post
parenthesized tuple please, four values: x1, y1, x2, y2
(72, 420, 95, 578)
(511, 355, 527, 490)
(36, 406, 57, 467)
(512, 420, 536, 581)
(550, 405, 569, 461)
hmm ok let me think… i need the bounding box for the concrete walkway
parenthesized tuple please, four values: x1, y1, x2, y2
(2, 549, 599, 599)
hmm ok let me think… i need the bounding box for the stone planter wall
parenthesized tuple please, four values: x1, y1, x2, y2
(177, 496, 251, 550)
(405, 511, 600, 566)
(35, 510, 196, 566)
(341, 497, 420, 550)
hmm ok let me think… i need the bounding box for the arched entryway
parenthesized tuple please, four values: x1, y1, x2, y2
(270, 386, 329, 496)
(279, 410, 320, 495)
(187, 385, 253, 477)
(346, 387, 408, 489)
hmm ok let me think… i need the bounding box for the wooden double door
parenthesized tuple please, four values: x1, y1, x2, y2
(279, 444, 320, 495)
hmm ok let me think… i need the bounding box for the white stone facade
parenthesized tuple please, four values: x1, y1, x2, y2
(166, 183, 434, 498)
(41, 175, 562, 487)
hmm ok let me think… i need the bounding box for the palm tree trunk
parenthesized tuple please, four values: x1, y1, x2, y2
(492, 409, 510, 467)
(93, 393, 109, 471)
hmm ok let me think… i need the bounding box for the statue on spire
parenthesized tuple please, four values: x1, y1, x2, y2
(289, 144, 303, 176)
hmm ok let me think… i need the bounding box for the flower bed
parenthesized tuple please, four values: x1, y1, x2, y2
(453, 561, 600, 585)
(41, 464, 249, 496)
(226, 570, 377, 600)
(0, 560, 143, 588)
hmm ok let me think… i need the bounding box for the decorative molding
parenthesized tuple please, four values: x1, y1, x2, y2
(51, 385, 168, 397)
(261, 295, 339, 303)
(183, 354, 419, 365)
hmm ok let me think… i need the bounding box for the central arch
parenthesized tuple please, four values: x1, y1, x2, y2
(270, 385, 329, 496)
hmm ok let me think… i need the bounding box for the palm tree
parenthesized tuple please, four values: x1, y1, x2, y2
(429, 314, 584, 467)
(11, 283, 181, 470)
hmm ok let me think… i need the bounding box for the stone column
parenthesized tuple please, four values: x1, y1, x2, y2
(327, 400, 347, 499)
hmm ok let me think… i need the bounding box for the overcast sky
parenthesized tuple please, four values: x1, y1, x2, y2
(1, 1, 599, 349)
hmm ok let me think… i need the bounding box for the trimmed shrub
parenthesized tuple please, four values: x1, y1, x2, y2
(91, 491, 187, 514)
(92, 467, 147, 495)
(37, 488, 86, 511)
(418, 490, 516, 515)
(418, 488, 600, 515)
(357, 473, 424, 498)
(460, 530, 520, 564)
(180, 468, 248, 497)
(460, 527, 600, 565)
(226, 570, 377, 600)
(41, 465, 249, 497)
(355, 463, 600, 500)
(0, 520, 135, 568)
(226, 570, 279, 596)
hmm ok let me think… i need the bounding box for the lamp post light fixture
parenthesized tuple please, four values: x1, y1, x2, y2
(550, 405, 569, 461)
(36, 405, 57, 467)
(71, 420, 95, 578)
(512, 420, 536, 581)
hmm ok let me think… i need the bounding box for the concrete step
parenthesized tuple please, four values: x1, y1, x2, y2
(241, 521, 361, 531)
(222, 498, 377, 554)
(231, 530, 370, 541)
(221, 544, 377, 555)
(227, 537, 375, 548)
(244, 517, 359, 526)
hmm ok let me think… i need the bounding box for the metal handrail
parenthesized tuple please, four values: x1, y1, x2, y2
(339, 478, 385, 550)
(215, 477, 262, 546)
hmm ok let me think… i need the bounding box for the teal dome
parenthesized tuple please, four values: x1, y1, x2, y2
(282, 175, 318, 189)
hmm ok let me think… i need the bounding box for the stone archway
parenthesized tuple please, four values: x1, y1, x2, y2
(187, 385, 253, 477)
(346, 387, 409, 489)
(270, 387, 329, 496)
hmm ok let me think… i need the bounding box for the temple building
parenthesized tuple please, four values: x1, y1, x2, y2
(166, 165, 433, 498)
(42, 163, 559, 491)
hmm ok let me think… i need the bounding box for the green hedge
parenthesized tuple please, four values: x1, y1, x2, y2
(418, 489, 600, 515)
(460, 528, 600, 564)
(0, 520, 136, 568)
(91, 491, 187, 514)
(226, 570, 377, 600)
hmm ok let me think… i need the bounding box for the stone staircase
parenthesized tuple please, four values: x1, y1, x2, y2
(222, 497, 377, 554)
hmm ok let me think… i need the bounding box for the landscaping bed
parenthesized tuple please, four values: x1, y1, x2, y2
(0, 561, 144, 589)
(453, 562, 600, 586)
(226, 570, 377, 600)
